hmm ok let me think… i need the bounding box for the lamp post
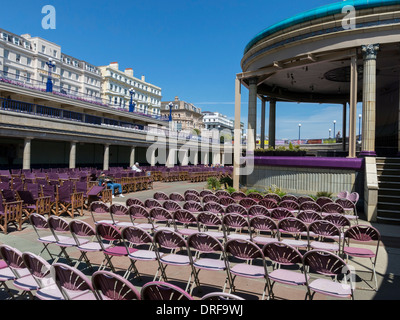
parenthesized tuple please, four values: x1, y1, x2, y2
(129, 88, 135, 112)
(46, 57, 56, 93)
(298, 123, 301, 144)
(358, 114, 362, 142)
(333, 120, 336, 141)
(168, 102, 173, 122)
(329, 128, 332, 139)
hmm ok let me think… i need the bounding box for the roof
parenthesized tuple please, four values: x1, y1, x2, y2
(244, 0, 400, 54)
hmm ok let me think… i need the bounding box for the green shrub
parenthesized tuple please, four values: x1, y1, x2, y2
(227, 187, 236, 194)
(266, 185, 287, 197)
(316, 191, 333, 199)
(207, 177, 221, 191)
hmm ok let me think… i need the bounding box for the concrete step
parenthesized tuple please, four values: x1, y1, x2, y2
(377, 209, 400, 224)
(377, 202, 400, 211)
(378, 188, 400, 197)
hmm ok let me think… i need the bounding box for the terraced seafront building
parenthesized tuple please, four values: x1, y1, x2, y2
(233, 0, 400, 223)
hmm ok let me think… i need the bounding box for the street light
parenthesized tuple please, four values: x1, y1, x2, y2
(359, 114, 362, 142)
(168, 102, 174, 121)
(298, 123, 301, 143)
(129, 88, 135, 112)
(333, 120, 336, 140)
(329, 128, 332, 139)
(46, 57, 56, 93)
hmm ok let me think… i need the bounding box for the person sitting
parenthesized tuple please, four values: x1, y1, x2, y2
(131, 162, 142, 172)
(98, 172, 124, 198)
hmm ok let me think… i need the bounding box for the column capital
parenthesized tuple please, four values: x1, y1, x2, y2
(248, 77, 258, 85)
(361, 44, 380, 60)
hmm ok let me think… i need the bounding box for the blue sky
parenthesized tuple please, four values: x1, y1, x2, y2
(1, 0, 362, 139)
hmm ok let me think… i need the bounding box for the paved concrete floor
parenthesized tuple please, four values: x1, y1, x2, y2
(0, 180, 399, 301)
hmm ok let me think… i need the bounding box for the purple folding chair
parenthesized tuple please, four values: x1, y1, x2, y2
(140, 281, 194, 300)
(247, 192, 263, 203)
(316, 196, 333, 208)
(95, 222, 137, 273)
(279, 200, 300, 214)
(128, 204, 153, 231)
(184, 193, 201, 203)
(230, 191, 246, 201)
(196, 212, 224, 240)
(50, 263, 98, 300)
(203, 194, 220, 204)
(259, 198, 278, 212)
(303, 250, 354, 300)
(281, 194, 298, 202)
(126, 197, 145, 207)
(92, 270, 140, 300)
(248, 205, 269, 217)
(145, 198, 162, 210)
(222, 213, 251, 242)
(0, 181, 10, 191)
(225, 203, 248, 216)
(201, 292, 245, 300)
(321, 202, 345, 217)
(238, 198, 257, 209)
(262, 242, 308, 299)
(335, 198, 358, 223)
(307, 220, 342, 254)
(297, 196, 315, 205)
(110, 203, 135, 228)
(121, 226, 160, 281)
(223, 239, 270, 300)
(296, 210, 322, 225)
(89, 201, 113, 225)
(270, 207, 295, 221)
(249, 215, 279, 246)
(186, 189, 201, 197)
(186, 232, 226, 295)
(21, 251, 63, 300)
(337, 191, 349, 200)
(153, 230, 192, 285)
(173, 210, 198, 237)
(163, 200, 182, 213)
(219, 196, 235, 207)
(149, 207, 174, 232)
(323, 213, 351, 232)
(69, 220, 108, 271)
(343, 225, 381, 291)
(0, 245, 38, 299)
(277, 218, 308, 249)
(347, 192, 359, 205)
(299, 201, 321, 213)
(264, 193, 281, 203)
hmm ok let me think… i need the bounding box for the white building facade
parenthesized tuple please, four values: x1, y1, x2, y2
(0, 28, 102, 104)
(98, 62, 162, 117)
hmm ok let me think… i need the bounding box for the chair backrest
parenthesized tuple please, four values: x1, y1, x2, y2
(335, 199, 355, 210)
(296, 210, 322, 224)
(110, 203, 129, 217)
(203, 202, 225, 215)
(163, 200, 182, 212)
(48, 216, 70, 236)
(279, 200, 300, 211)
(90, 201, 110, 214)
(196, 212, 222, 229)
(222, 213, 250, 236)
(316, 197, 333, 207)
(230, 191, 246, 201)
(278, 218, 308, 237)
(347, 192, 359, 204)
(281, 194, 298, 202)
(201, 292, 245, 300)
(259, 198, 278, 210)
(263, 242, 303, 266)
(173, 210, 197, 227)
(22, 251, 53, 287)
(250, 215, 278, 233)
(297, 196, 315, 205)
(238, 198, 257, 209)
(169, 192, 185, 202)
(126, 198, 145, 207)
(186, 189, 201, 197)
(248, 205, 269, 217)
(187, 232, 223, 254)
(140, 281, 194, 300)
(337, 191, 349, 199)
(95, 222, 123, 242)
(121, 226, 153, 247)
(215, 190, 230, 198)
(183, 201, 203, 213)
(299, 201, 321, 212)
(2, 189, 17, 202)
(17, 190, 36, 205)
(321, 203, 345, 214)
(247, 192, 263, 202)
(0, 244, 25, 277)
(308, 220, 341, 239)
(270, 208, 295, 220)
(51, 263, 96, 300)
(264, 193, 281, 203)
(128, 204, 150, 220)
(153, 192, 169, 201)
(303, 250, 350, 277)
(225, 203, 247, 216)
(150, 207, 173, 224)
(344, 225, 381, 242)
(203, 194, 219, 204)
(153, 229, 187, 251)
(144, 199, 162, 209)
(92, 270, 140, 300)
(219, 196, 235, 206)
(323, 214, 351, 229)
(69, 220, 96, 245)
(224, 239, 264, 262)
(29, 213, 49, 232)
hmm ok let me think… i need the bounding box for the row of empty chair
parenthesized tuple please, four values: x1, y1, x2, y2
(26, 212, 380, 299)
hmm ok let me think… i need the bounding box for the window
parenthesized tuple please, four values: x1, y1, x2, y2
(2, 33, 8, 41)
(13, 37, 20, 45)
(27, 57, 31, 66)
(4, 50, 9, 59)
(53, 50, 57, 58)
(26, 73, 31, 82)
(41, 45, 46, 53)
(3, 66, 8, 76)
(15, 69, 20, 80)
(16, 54, 21, 63)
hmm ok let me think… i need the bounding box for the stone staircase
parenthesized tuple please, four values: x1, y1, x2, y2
(377, 157, 400, 223)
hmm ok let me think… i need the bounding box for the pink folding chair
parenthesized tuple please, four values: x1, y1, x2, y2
(249, 215, 279, 246)
(140, 281, 194, 300)
(196, 212, 224, 240)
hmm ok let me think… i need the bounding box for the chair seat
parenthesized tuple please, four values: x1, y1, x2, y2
(160, 254, 191, 266)
(230, 264, 266, 279)
(57, 237, 88, 247)
(13, 274, 40, 291)
(129, 250, 160, 261)
(310, 241, 339, 252)
(78, 242, 110, 252)
(0, 267, 16, 281)
(115, 222, 135, 228)
(0, 261, 7, 269)
(38, 235, 71, 244)
(104, 246, 137, 257)
(281, 239, 308, 248)
(135, 223, 153, 230)
(308, 278, 352, 298)
(36, 284, 64, 300)
(177, 228, 199, 236)
(343, 246, 375, 258)
(252, 236, 279, 246)
(203, 231, 225, 239)
(64, 289, 98, 300)
(227, 234, 251, 241)
(268, 269, 308, 286)
(193, 258, 226, 271)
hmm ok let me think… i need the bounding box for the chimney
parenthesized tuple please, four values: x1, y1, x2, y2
(125, 68, 134, 77)
(110, 62, 119, 70)
(175, 96, 179, 101)
(141, 75, 145, 82)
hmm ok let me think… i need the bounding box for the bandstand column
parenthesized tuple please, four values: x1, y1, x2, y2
(248, 77, 258, 150)
(261, 98, 266, 149)
(167, 149, 175, 168)
(23, 137, 33, 170)
(268, 98, 276, 149)
(348, 55, 358, 158)
(342, 103, 347, 152)
(360, 44, 380, 157)
(103, 144, 110, 171)
(181, 149, 189, 166)
(193, 150, 199, 166)
(69, 141, 77, 169)
(233, 77, 242, 191)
